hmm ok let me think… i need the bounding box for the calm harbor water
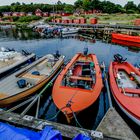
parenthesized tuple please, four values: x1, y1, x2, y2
(0, 28, 140, 136)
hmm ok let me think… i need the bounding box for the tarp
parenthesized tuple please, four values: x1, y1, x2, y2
(0, 122, 62, 140)
(73, 134, 92, 140)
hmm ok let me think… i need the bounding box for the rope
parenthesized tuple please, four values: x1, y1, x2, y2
(69, 107, 83, 128)
(47, 106, 67, 121)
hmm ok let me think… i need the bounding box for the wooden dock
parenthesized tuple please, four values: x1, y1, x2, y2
(0, 108, 138, 140)
(0, 109, 103, 139)
(49, 23, 140, 31)
(96, 108, 139, 140)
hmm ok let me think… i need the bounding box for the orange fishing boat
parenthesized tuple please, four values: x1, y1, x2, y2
(52, 51, 103, 122)
(109, 54, 140, 126)
(112, 33, 140, 48)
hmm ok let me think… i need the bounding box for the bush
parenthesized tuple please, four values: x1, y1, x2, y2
(12, 16, 19, 22)
(45, 16, 54, 22)
(18, 16, 42, 22)
(2, 16, 11, 20)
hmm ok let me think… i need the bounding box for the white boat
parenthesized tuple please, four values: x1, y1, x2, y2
(61, 27, 79, 35)
(0, 47, 36, 79)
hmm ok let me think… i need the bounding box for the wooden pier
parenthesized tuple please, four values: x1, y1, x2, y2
(0, 107, 138, 139)
(96, 108, 139, 140)
(49, 23, 140, 31)
(49, 23, 140, 42)
(0, 109, 104, 139)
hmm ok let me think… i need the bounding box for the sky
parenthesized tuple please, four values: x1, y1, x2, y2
(0, 0, 139, 6)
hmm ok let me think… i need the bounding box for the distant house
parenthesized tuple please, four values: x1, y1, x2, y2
(85, 10, 93, 15)
(2, 12, 12, 17)
(0, 18, 3, 22)
(50, 13, 61, 17)
(61, 13, 72, 16)
(19, 12, 26, 16)
(35, 9, 43, 16)
(27, 12, 33, 16)
(12, 12, 20, 16)
(93, 9, 102, 14)
(43, 12, 49, 17)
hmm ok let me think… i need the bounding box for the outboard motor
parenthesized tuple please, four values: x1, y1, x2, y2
(22, 50, 31, 56)
(83, 47, 88, 56)
(54, 50, 60, 58)
(5, 47, 15, 52)
(114, 54, 127, 63)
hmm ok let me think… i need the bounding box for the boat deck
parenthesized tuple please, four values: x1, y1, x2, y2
(118, 71, 137, 88)
(0, 60, 16, 68)
(0, 57, 56, 99)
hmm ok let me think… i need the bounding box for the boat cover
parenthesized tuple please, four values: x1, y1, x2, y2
(0, 122, 62, 140)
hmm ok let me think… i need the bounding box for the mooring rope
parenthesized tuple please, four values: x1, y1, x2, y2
(69, 106, 83, 128)
(47, 106, 67, 121)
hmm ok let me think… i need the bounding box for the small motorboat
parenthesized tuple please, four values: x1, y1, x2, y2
(52, 49, 103, 122)
(109, 54, 140, 126)
(112, 33, 140, 48)
(0, 47, 36, 79)
(61, 27, 79, 35)
(0, 52, 65, 106)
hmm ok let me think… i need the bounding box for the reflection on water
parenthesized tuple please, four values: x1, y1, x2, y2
(0, 27, 40, 41)
(0, 28, 140, 133)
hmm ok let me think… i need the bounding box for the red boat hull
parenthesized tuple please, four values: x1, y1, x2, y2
(52, 53, 103, 119)
(109, 61, 140, 125)
(112, 33, 140, 48)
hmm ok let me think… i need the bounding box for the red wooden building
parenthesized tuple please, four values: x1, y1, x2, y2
(134, 19, 140, 26)
(43, 12, 49, 17)
(35, 9, 43, 16)
(61, 13, 72, 16)
(12, 12, 20, 16)
(19, 12, 26, 16)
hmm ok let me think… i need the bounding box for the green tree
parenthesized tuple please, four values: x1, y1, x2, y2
(82, 0, 91, 11)
(74, 0, 83, 9)
(64, 4, 74, 13)
(90, 0, 100, 10)
(124, 2, 138, 13)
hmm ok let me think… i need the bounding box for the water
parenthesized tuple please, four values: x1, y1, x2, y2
(0, 28, 140, 135)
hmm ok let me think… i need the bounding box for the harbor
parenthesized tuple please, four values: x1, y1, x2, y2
(0, 24, 140, 140)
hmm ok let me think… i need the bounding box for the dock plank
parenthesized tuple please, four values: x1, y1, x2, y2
(96, 108, 139, 140)
(0, 110, 103, 139)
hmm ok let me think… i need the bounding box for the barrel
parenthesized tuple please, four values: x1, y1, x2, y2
(68, 19, 74, 23)
(90, 18, 97, 24)
(134, 19, 140, 26)
(79, 18, 87, 24)
(74, 19, 80, 24)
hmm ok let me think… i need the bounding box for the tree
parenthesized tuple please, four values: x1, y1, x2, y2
(64, 4, 74, 13)
(82, 0, 91, 11)
(57, 1, 62, 5)
(91, 0, 100, 10)
(124, 2, 138, 13)
(74, 0, 83, 9)
(137, 3, 140, 13)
